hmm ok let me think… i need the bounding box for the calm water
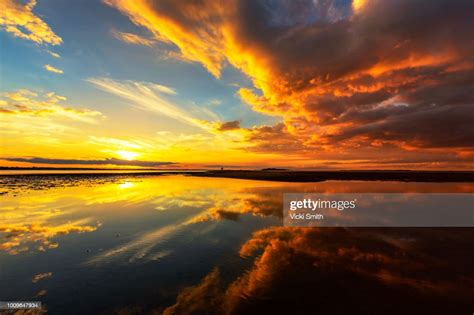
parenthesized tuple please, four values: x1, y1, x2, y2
(1, 175, 473, 314)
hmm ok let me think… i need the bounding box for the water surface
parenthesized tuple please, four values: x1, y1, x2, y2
(1, 175, 473, 314)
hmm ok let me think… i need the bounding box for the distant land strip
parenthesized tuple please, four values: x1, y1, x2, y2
(1, 169, 474, 182)
(191, 170, 474, 183)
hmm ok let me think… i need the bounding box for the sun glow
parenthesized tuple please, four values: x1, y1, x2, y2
(116, 150, 139, 161)
(118, 181, 135, 189)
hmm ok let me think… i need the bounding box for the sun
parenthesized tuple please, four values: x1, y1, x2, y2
(116, 150, 139, 161)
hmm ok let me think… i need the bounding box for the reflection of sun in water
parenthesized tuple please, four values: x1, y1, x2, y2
(119, 182, 134, 189)
(352, 0, 367, 12)
(116, 150, 138, 161)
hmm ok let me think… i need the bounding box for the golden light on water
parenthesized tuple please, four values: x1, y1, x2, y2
(2, 175, 472, 256)
(352, 0, 368, 13)
(118, 181, 135, 189)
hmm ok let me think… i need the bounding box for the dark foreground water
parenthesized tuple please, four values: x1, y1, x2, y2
(0, 175, 473, 314)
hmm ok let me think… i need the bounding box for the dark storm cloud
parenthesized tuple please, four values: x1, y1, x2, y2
(331, 104, 474, 148)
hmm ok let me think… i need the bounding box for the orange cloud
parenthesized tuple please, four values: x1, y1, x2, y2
(111, 29, 155, 46)
(0, 220, 99, 255)
(104, 0, 229, 77)
(0, 0, 62, 45)
(163, 268, 223, 315)
(106, 0, 474, 169)
(32, 272, 52, 283)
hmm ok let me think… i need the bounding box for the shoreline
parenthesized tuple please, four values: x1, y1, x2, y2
(191, 170, 474, 183)
(1, 170, 474, 183)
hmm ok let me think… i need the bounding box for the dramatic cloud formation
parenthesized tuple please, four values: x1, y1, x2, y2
(44, 64, 63, 74)
(2, 157, 175, 167)
(106, 0, 474, 167)
(0, 0, 62, 45)
(244, 123, 305, 153)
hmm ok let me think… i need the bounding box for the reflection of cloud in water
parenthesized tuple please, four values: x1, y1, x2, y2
(2, 175, 474, 313)
(86, 212, 210, 265)
(0, 219, 100, 255)
(164, 227, 474, 315)
(11, 308, 48, 315)
(4, 175, 472, 259)
(187, 188, 284, 224)
(86, 184, 289, 264)
(0, 176, 231, 256)
(75, 178, 292, 264)
(35, 289, 47, 297)
(163, 269, 222, 315)
(32, 272, 52, 283)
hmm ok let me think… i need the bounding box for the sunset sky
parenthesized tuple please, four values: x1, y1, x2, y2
(1, 0, 473, 169)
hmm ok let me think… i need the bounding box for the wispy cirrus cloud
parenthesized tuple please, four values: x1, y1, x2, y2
(44, 64, 63, 74)
(111, 29, 156, 47)
(0, 0, 62, 45)
(87, 77, 216, 131)
(47, 50, 61, 58)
